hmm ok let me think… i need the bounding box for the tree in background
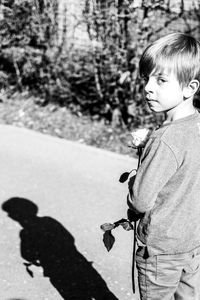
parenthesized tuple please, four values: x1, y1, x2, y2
(1, 0, 200, 129)
(83, 0, 200, 128)
(0, 0, 69, 103)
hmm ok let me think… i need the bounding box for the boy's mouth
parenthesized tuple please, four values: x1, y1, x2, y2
(146, 97, 156, 102)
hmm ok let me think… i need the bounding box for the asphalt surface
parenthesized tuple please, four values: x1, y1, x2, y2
(0, 124, 139, 300)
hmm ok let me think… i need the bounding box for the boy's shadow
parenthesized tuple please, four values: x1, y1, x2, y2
(2, 197, 118, 300)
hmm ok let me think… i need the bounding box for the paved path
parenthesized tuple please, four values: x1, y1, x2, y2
(0, 125, 139, 300)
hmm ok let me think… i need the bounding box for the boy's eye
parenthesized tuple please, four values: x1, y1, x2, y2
(157, 77, 167, 84)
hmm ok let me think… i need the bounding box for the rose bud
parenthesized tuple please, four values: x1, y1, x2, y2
(131, 128, 151, 148)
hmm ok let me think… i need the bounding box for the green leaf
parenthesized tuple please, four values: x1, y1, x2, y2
(103, 230, 115, 251)
(119, 172, 130, 183)
(119, 169, 136, 183)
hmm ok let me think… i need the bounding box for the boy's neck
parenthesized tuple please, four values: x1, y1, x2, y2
(164, 98, 196, 124)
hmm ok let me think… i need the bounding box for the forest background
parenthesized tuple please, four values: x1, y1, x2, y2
(0, 0, 200, 156)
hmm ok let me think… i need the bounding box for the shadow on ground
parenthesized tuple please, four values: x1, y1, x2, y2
(2, 197, 118, 300)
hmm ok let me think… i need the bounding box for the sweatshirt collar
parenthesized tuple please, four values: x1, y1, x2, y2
(159, 109, 199, 128)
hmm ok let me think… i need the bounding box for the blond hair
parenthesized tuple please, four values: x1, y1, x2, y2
(139, 32, 200, 87)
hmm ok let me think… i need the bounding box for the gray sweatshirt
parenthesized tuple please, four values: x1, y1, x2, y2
(130, 110, 200, 256)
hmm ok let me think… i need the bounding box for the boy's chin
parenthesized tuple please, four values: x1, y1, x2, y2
(146, 103, 165, 113)
(148, 105, 165, 113)
(149, 107, 162, 113)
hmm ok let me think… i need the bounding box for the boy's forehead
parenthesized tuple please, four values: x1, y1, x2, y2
(150, 66, 172, 77)
(151, 57, 176, 75)
(140, 54, 176, 77)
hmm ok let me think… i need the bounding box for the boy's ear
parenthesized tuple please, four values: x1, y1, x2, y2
(183, 79, 200, 99)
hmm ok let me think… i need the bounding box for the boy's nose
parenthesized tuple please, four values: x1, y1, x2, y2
(144, 78, 154, 94)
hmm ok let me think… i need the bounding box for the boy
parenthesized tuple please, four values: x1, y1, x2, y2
(128, 32, 200, 300)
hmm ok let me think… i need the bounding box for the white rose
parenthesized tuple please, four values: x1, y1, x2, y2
(131, 128, 150, 148)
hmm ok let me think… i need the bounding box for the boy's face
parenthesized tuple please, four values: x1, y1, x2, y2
(143, 69, 185, 114)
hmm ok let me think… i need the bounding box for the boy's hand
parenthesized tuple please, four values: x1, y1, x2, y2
(127, 194, 143, 221)
(127, 208, 143, 222)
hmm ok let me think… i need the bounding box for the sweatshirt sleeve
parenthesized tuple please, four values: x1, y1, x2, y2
(129, 138, 178, 213)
